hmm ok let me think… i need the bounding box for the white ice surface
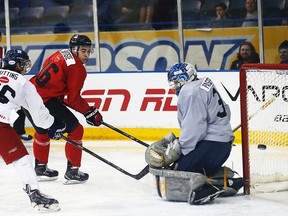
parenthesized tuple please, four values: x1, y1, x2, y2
(1, 141, 288, 216)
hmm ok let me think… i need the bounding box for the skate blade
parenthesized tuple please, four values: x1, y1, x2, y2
(33, 203, 61, 212)
(63, 179, 87, 185)
(37, 176, 58, 182)
(194, 190, 224, 205)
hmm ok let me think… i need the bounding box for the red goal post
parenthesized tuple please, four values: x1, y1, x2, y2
(240, 64, 288, 195)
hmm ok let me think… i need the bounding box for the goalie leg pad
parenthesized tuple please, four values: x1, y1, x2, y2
(210, 166, 236, 179)
(150, 168, 206, 202)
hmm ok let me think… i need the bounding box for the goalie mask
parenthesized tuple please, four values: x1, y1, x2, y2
(167, 62, 197, 95)
(3, 49, 31, 73)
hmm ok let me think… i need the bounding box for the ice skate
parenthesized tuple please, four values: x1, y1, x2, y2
(63, 161, 89, 185)
(190, 184, 224, 205)
(20, 134, 33, 142)
(219, 177, 247, 197)
(24, 184, 60, 212)
(35, 159, 58, 181)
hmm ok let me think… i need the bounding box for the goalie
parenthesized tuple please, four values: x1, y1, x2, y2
(145, 62, 246, 205)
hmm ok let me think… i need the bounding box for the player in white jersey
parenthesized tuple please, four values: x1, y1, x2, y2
(146, 62, 245, 204)
(0, 31, 33, 142)
(0, 49, 65, 212)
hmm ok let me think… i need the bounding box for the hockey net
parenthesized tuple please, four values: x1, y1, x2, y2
(240, 64, 288, 195)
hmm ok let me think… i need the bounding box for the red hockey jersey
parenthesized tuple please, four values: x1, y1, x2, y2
(30, 49, 91, 114)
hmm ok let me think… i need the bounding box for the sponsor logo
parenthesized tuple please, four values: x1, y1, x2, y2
(16, 37, 247, 74)
(0, 76, 9, 83)
(274, 115, 288, 122)
(79, 83, 288, 112)
(80, 88, 177, 111)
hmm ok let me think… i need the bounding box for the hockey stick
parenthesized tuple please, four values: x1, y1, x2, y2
(101, 121, 150, 148)
(61, 135, 149, 180)
(233, 97, 276, 132)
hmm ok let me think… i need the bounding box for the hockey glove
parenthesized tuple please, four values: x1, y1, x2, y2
(48, 123, 66, 140)
(145, 132, 181, 168)
(84, 107, 103, 126)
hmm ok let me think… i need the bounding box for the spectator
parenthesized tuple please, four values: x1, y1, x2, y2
(139, 0, 156, 29)
(97, 0, 122, 31)
(242, 0, 258, 27)
(230, 41, 260, 70)
(278, 40, 288, 64)
(114, 0, 140, 30)
(209, 2, 233, 28)
(152, 0, 177, 30)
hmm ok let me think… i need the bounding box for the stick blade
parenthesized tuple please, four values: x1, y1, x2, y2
(134, 165, 150, 180)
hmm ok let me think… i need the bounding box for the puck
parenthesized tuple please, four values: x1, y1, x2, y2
(257, 144, 267, 150)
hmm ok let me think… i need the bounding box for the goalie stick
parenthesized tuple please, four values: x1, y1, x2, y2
(101, 121, 149, 148)
(233, 97, 276, 132)
(61, 135, 149, 180)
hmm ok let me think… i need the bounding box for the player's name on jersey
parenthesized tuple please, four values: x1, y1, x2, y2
(0, 69, 19, 80)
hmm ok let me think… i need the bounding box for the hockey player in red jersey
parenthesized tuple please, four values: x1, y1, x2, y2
(0, 49, 65, 212)
(28, 34, 103, 184)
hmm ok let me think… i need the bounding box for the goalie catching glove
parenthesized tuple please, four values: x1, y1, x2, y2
(84, 107, 103, 126)
(48, 123, 66, 140)
(145, 132, 181, 168)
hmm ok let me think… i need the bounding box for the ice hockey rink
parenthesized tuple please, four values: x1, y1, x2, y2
(1, 140, 288, 216)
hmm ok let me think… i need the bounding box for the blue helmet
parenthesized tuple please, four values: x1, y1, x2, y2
(167, 62, 197, 95)
(3, 49, 31, 73)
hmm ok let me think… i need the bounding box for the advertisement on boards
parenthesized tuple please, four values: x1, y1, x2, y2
(3, 27, 287, 140)
(5, 27, 288, 74)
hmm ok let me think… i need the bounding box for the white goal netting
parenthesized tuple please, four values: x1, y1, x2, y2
(241, 66, 288, 193)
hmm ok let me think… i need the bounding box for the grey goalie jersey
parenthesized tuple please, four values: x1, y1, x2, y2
(177, 77, 234, 155)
